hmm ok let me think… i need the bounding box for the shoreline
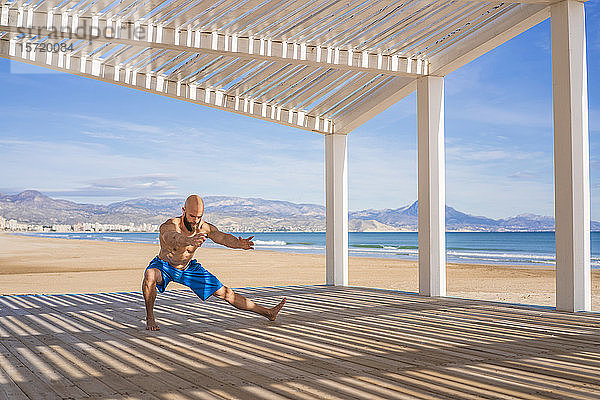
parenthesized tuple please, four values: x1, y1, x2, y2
(1, 232, 599, 310)
(3, 231, 558, 271)
(7, 230, 588, 269)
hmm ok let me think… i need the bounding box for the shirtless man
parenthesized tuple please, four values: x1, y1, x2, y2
(142, 195, 286, 331)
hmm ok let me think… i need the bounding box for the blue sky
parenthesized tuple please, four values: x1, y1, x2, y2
(1, 3, 599, 220)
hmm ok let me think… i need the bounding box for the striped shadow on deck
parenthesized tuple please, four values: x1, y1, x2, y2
(0, 285, 599, 400)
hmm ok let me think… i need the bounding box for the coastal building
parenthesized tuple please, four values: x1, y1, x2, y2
(0, 218, 159, 232)
(50, 224, 72, 232)
(6, 219, 26, 231)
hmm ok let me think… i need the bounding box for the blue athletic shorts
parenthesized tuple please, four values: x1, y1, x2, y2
(146, 256, 224, 301)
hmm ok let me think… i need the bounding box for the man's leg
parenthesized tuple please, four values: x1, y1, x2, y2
(212, 286, 286, 321)
(142, 268, 163, 330)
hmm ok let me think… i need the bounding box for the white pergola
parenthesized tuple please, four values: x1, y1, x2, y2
(0, 0, 592, 311)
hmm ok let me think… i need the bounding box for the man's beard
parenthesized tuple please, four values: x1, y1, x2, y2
(183, 213, 198, 232)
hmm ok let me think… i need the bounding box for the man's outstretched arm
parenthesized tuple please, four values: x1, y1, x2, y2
(206, 223, 254, 249)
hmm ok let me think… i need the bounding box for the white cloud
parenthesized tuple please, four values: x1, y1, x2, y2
(0, 138, 178, 199)
(446, 167, 555, 218)
(508, 171, 539, 180)
(449, 103, 552, 129)
(0, 117, 328, 205)
(347, 131, 417, 211)
(69, 114, 164, 135)
(446, 143, 546, 163)
(445, 63, 484, 95)
(441, 139, 556, 217)
(81, 131, 127, 140)
(43, 174, 180, 198)
(590, 108, 600, 132)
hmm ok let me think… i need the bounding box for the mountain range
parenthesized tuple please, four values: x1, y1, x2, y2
(1, 190, 599, 232)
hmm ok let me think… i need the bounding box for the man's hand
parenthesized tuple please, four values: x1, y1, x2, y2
(187, 233, 207, 247)
(238, 236, 254, 250)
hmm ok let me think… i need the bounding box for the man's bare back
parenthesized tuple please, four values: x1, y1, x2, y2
(142, 195, 286, 331)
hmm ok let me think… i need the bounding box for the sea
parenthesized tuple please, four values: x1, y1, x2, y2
(14, 231, 600, 269)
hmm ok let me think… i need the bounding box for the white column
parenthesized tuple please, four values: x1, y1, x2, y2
(325, 133, 349, 286)
(551, 0, 591, 312)
(417, 76, 446, 297)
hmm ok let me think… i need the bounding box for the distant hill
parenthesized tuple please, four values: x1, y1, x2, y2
(350, 202, 498, 230)
(0, 191, 326, 231)
(1, 190, 599, 232)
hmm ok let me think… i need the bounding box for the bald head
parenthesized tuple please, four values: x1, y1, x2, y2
(184, 195, 204, 212)
(182, 195, 204, 232)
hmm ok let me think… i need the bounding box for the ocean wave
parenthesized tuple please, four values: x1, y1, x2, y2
(253, 240, 287, 246)
(278, 245, 324, 251)
(349, 247, 559, 265)
(447, 250, 554, 260)
(351, 244, 418, 250)
(102, 236, 123, 240)
(447, 247, 530, 252)
(350, 247, 419, 255)
(12, 232, 600, 268)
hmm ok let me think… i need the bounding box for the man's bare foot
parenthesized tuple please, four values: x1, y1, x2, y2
(266, 298, 286, 321)
(146, 318, 160, 331)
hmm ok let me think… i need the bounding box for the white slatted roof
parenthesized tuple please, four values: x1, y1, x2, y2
(0, 0, 556, 134)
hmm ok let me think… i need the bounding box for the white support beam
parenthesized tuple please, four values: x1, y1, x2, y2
(0, 9, 425, 78)
(551, 0, 591, 312)
(417, 76, 446, 297)
(335, 3, 551, 135)
(0, 41, 330, 135)
(326, 133, 348, 286)
(430, 4, 550, 76)
(334, 77, 416, 134)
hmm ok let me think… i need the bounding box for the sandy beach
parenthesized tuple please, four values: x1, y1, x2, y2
(1, 232, 599, 310)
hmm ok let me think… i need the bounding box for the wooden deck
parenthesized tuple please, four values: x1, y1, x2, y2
(0, 285, 599, 400)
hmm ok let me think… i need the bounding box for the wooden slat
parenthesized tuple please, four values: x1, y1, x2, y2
(1, 286, 600, 399)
